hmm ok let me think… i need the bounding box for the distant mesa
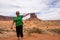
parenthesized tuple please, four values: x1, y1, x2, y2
(25, 13, 42, 21)
(0, 13, 41, 21)
(0, 15, 13, 21)
(30, 13, 37, 18)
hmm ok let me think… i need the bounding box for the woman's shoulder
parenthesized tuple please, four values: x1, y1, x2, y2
(19, 15, 23, 17)
(19, 15, 23, 16)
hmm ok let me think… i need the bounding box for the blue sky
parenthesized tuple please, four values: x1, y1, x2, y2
(0, 0, 60, 20)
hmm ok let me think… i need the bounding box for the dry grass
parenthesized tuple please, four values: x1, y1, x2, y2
(47, 29, 60, 34)
(0, 21, 60, 36)
(0, 21, 60, 40)
(0, 21, 12, 27)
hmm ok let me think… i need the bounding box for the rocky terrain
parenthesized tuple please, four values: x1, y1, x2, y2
(0, 13, 60, 40)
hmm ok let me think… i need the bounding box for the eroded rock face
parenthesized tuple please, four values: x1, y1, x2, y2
(30, 13, 37, 18)
(23, 13, 42, 28)
(23, 13, 60, 28)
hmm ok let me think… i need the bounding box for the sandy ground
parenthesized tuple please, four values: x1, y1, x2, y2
(0, 33, 60, 40)
(0, 21, 60, 40)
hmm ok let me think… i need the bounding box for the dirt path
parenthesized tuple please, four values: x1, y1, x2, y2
(0, 33, 60, 40)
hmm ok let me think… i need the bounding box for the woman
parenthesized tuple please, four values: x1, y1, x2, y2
(11, 11, 30, 40)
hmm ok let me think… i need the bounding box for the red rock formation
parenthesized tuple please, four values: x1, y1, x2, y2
(26, 13, 41, 21)
(0, 15, 13, 21)
(23, 13, 42, 28)
(23, 13, 60, 28)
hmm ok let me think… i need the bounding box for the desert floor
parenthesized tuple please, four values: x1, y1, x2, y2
(0, 21, 60, 40)
(0, 33, 60, 40)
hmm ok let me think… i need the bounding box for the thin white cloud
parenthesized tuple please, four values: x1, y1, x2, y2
(0, 0, 60, 20)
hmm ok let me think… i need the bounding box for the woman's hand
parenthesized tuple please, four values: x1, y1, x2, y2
(11, 26, 13, 29)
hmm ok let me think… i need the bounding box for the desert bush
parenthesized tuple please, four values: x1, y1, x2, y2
(24, 27, 44, 36)
(0, 28, 5, 34)
(47, 29, 60, 34)
(0, 27, 15, 34)
(0, 28, 5, 31)
(12, 30, 16, 32)
(30, 27, 43, 34)
(0, 28, 9, 32)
